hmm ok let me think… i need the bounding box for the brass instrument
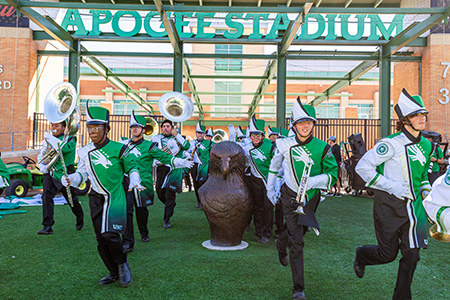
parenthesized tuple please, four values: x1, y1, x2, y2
(143, 117, 159, 141)
(38, 83, 80, 171)
(40, 82, 80, 207)
(293, 154, 312, 215)
(430, 223, 450, 242)
(158, 92, 194, 123)
(212, 129, 229, 143)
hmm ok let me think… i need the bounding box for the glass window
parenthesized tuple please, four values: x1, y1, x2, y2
(214, 35, 243, 75)
(213, 81, 242, 118)
(79, 99, 102, 114)
(315, 103, 340, 118)
(114, 100, 140, 115)
(349, 104, 374, 119)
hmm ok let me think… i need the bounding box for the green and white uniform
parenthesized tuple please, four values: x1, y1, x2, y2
(152, 134, 190, 193)
(121, 138, 178, 207)
(0, 157, 10, 188)
(268, 135, 338, 229)
(423, 168, 450, 234)
(356, 130, 432, 248)
(73, 139, 138, 234)
(243, 138, 275, 185)
(195, 139, 214, 184)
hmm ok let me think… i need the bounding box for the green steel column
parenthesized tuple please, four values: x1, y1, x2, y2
(173, 43, 183, 93)
(68, 40, 81, 94)
(276, 48, 287, 129)
(418, 61, 422, 96)
(379, 47, 391, 138)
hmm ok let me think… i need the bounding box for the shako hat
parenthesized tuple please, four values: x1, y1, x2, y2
(86, 100, 109, 125)
(394, 88, 428, 118)
(291, 97, 316, 124)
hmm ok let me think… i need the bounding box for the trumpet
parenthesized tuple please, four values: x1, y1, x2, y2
(293, 154, 312, 215)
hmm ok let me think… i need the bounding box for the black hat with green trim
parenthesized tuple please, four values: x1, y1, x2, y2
(248, 115, 265, 135)
(196, 122, 206, 133)
(86, 101, 109, 125)
(291, 97, 316, 124)
(130, 110, 146, 128)
(394, 88, 428, 118)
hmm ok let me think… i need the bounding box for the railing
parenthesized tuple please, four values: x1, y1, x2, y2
(0, 131, 46, 152)
(33, 113, 166, 149)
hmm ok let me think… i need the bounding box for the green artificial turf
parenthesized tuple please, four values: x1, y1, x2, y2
(0, 193, 448, 300)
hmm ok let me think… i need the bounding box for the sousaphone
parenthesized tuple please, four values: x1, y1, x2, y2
(158, 92, 194, 123)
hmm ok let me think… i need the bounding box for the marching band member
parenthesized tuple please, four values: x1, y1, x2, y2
(267, 126, 280, 142)
(37, 120, 84, 235)
(152, 120, 192, 229)
(188, 122, 206, 208)
(423, 168, 450, 239)
(354, 89, 432, 300)
(122, 112, 193, 249)
(205, 127, 214, 141)
(242, 116, 276, 243)
(237, 126, 248, 143)
(193, 128, 215, 190)
(266, 98, 337, 300)
(62, 103, 143, 287)
(423, 134, 444, 185)
(0, 154, 10, 193)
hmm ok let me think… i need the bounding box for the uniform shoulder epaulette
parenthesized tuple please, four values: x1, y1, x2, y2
(149, 142, 158, 152)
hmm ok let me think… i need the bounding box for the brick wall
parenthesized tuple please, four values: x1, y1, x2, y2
(0, 27, 36, 152)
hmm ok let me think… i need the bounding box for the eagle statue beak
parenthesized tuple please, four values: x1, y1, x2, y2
(221, 156, 230, 180)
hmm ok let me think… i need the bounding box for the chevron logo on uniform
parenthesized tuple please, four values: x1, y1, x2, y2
(130, 147, 141, 157)
(292, 147, 313, 165)
(252, 149, 266, 161)
(445, 169, 450, 185)
(408, 144, 426, 166)
(91, 151, 112, 169)
(198, 144, 206, 151)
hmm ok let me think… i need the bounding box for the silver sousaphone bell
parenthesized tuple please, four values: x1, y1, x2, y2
(158, 92, 194, 123)
(212, 129, 229, 143)
(39, 82, 80, 170)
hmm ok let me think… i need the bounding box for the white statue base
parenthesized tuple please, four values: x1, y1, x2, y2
(202, 240, 249, 251)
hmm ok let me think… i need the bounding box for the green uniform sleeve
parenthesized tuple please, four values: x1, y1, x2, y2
(149, 143, 175, 166)
(120, 145, 139, 175)
(0, 158, 10, 187)
(62, 136, 76, 155)
(322, 146, 338, 188)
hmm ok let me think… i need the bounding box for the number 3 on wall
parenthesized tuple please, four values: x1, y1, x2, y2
(439, 88, 449, 105)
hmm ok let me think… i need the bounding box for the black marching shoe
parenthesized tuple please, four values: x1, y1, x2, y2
(276, 240, 288, 266)
(98, 274, 119, 285)
(141, 236, 150, 243)
(37, 226, 53, 235)
(293, 290, 307, 300)
(123, 243, 134, 253)
(353, 246, 365, 278)
(118, 261, 132, 287)
(163, 220, 171, 229)
(76, 218, 84, 230)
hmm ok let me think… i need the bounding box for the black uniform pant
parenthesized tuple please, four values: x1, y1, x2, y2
(356, 190, 421, 300)
(190, 163, 200, 203)
(89, 190, 127, 277)
(247, 175, 273, 239)
(277, 188, 309, 292)
(274, 201, 285, 238)
(428, 171, 441, 186)
(42, 170, 83, 227)
(156, 166, 177, 222)
(123, 189, 149, 247)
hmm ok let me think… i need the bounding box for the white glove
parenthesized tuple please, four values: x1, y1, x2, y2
(174, 157, 194, 169)
(276, 177, 283, 194)
(43, 132, 62, 149)
(306, 175, 321, 191)
(267, 188, 278, 205)
(129, 172, 144, 190)
(61, 173, 80, 187)
(38, 164, 49, 174)
(266, 173, 279, 205)
(391, 181, 411, 200)
(228, 124, 236, 135)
